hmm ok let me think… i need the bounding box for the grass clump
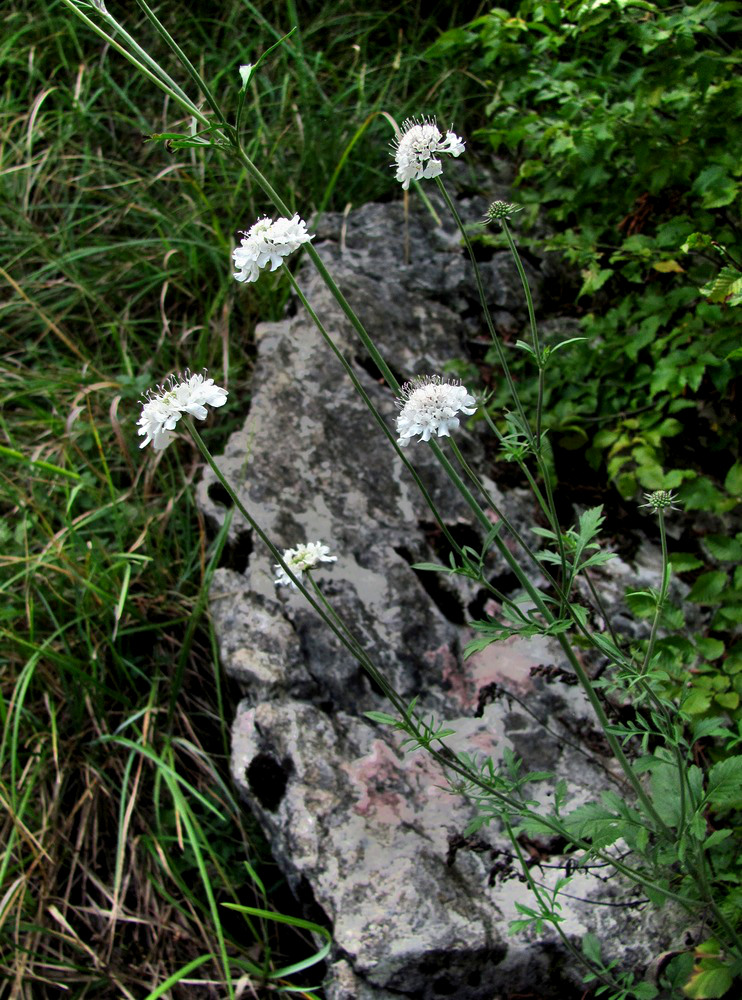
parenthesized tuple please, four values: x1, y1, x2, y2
(0, 0, 481, 994)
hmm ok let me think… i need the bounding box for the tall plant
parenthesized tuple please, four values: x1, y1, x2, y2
(59, 2, 742, 997)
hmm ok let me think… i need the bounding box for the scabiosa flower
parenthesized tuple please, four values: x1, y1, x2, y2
(232, 214, 313, 283)
(484, 201, 522, 224)
(392, 117, 465, 190)
(395, 375, 477, 447)
(137, 370, 228, 451)
(274, 541, 337, 589)
(640, 490, 682, 513)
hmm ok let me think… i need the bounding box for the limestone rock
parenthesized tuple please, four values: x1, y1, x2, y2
(197, 197, 684, 998)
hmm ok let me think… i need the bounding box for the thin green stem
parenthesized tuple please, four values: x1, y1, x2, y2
(446, 438, 561, 593)
(583, 570, 623, 649)
(435, 178, 532, 443)
(500, 220, 543, 442)
(189, 424, 679, 889)
(185, 421, 407, 718)
(504, 819, 618, 993)
(553, 633, 674, 840)
(640, 511, 671, 678)
(231, 141, 403, 395)
(134, 0, 235, 137)
(438, 189, 568, 597)
(285, 271, 462, 560)
(59, 0, 206, 126)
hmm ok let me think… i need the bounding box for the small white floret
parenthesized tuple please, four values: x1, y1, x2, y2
(395, 375, 477, 446)
(137, 370, 228, 451)
(232, 214, 313, 283)
(391, 117, 465, 190)
(274, 541, 337, 589)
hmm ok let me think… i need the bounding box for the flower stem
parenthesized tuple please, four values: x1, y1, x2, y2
(285, 271, 463, 558)
(446, 438, 560, 592)
(186, 420, 405, 717)
(500, 220, 544, 441)
(504, 818, 618, 992)
(640, 510, 671, 678)
(59, 0, 204, 122)
(434, 178, 532, 445)
(189, 428, 685, 902)
(134, 0, 234, 136)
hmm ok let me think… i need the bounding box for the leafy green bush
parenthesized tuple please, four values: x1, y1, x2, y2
(429, 0, 741, 508)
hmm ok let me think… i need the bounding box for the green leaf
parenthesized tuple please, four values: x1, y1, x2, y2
(578, 266, 614, 297)
(581, 931, 602, 965)
(577, 505, 604, 546)
(364, 711, 400, 726)
(550, 336, 588, 354)
(694, 637, 725, 661)
(687, 571, 728, 604)
(649, 761, 683, 826)
(714, 692, 739, 710)
(632, 983, 659, 1000)
(681, 232, 715, 254)
(679, 477, 727, 513)
(703, 535, 742, 562)
(616, 471, 637, 499)
(724, 462, 742, 496)
(681, 690, 713, 715)
(692, 165, 738, 209)
(703, 828, 732, 850)
(683, 963, 734, 999)
(670, 553, 704, 573)
(700, 266, 742, 305)
(625, 590, 658, 618)
(705, 757, 742, 808)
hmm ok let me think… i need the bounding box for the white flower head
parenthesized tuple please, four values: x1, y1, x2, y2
(137, 369, 228, 451)
(392, 117, 465, 190)
(395, 375, 477, 447)
(232, 214, 313, 283)
(274, 541, 337, 589)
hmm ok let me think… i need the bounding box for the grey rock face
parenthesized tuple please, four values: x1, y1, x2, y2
(197, 198, 681, 998)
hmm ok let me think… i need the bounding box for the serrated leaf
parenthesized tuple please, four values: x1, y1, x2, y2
(632, 983, 659, 1000)
(681, 232, 715, 254)
(683, 963, 733, 999)
(714, 692, 739, 710)
(625, 590, 658, 618)
(705, 756, 742, 808)
(579, 266, 614, 297)
(681, 690, 712, 715)
(644, 881, 671, 907)
(700, 266, 742, 304)
(649, 761, 683, 826)
(581, 931, 602, 964)
(694, 637, 725, 661)
(577, 505, 604, 544)
(670, 553, 705, 573)
(703, 535, 742, 562)
(703, 828, 732, 851)
(690, 717, 729, 744)
(687, 571, 728, 604)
